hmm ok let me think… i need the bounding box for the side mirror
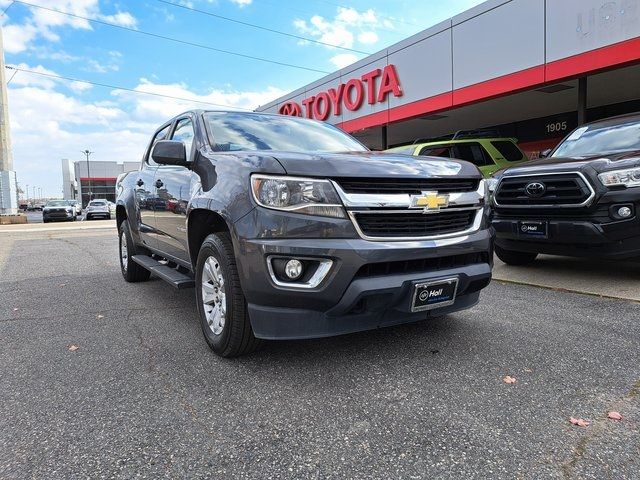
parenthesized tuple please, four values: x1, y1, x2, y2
(152, 140, 189, 166)
(539, 149, 552, 158)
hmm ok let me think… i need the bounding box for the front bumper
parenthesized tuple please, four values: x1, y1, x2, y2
(493, 189, 640, 258)
(86, 209, 111, 218)
(494, 216, 640, 258)
(43, 211, 75, 221)
(234, 209, 493, 339)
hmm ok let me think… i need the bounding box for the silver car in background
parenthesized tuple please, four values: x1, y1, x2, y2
(65, 199, 82, 216)
(85, 199, 115, 220)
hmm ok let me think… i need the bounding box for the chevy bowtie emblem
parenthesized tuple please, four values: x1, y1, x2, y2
(410, 191, 450, 213)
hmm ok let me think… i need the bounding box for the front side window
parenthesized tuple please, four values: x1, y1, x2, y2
(204, 112, 367, 153)
(552, 120, 640, 157)
(147, 124, 171, 166)
(172, 118, 195, 162)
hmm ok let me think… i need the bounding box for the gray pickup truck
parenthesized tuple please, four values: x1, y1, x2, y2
(116, 110, 493, 357)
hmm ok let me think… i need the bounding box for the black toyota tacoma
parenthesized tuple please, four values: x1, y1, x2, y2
(491, 112, 640, 265)
(116, 110, 493, 357)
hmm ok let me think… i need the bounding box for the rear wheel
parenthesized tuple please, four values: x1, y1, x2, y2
(195, 232, 262, 357)
(495, 245, 538, 266)
(119, 221, 151, 282)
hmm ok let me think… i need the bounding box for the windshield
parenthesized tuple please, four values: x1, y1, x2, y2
(204, 112, 367, 153)
(552, 119, 640, 157)
(46, 201, 67, 207)
(90, 200, 107, 206)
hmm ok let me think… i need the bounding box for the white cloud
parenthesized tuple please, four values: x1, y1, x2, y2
(6, 65, 286, 196)
(2, 23, 39, 53)
(99, 11, 137, 28)
(293, 6, 385, 50)
(329, 53, 358, 69)
(1, 0, 138, 54)
(230, 0, 252, 6)
(69, 81, 93, 93)
(357, 31, 379, 44)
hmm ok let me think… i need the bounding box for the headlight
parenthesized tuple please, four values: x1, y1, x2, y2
(598, 167, 640, 188)
(251, 174, 346, 218)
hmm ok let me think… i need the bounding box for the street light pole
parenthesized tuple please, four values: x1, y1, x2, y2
(82, 149, 93, 205)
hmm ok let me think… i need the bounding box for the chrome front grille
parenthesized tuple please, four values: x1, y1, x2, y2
(332, 178, 486, 241)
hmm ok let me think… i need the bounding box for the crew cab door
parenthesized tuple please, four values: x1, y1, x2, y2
(136, 123, 171, 249)
(154, 116, 199, 264)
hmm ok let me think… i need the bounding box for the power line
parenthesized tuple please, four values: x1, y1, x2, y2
(6, 69, 18, 84)
(0, 1, 14, 16)
(155, 0, 370, 55)
(12, 0, 329, 74)
(4, 65, 253, 110)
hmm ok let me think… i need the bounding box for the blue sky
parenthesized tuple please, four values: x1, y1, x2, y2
(1, 0, 483, 197)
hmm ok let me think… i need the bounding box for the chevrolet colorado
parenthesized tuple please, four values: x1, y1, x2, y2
(492, 112, 640, 264)
(116, 111, 493, 357)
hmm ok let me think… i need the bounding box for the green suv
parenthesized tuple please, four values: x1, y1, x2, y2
(386, 131, 528, 177)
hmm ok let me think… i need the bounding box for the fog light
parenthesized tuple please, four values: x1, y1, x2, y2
(618, 206, 633, 218)
(284, 259, 303, 280)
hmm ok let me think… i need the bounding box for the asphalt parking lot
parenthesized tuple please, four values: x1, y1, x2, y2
(1, 223, 638, 479)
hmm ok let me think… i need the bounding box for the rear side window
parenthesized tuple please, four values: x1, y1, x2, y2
(419, 146, 454, 158)
(452, 143, 493, 167)
(146, 124, 171, 166)
(491, 140, 525, 162)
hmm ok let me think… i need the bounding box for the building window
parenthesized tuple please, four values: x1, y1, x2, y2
(80, 179, 116, 207)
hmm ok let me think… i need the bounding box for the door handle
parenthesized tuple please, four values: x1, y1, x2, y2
(155, 179, 164, 188)
(136, 179, 144, 187)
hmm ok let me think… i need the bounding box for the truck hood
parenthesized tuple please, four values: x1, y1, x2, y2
(495, 150, 640, 177)
(265, 151, 481, 179)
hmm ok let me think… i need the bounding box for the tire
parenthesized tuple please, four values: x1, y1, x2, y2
(495, 245, 538, 266)
(195, 232, 262, 357)
(119, 221, 151, 282)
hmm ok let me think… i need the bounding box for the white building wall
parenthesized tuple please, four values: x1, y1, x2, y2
(61, 158, 76, 200)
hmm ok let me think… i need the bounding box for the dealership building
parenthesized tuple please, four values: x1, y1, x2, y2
(257, 0, 640, 157)
(61, 159, 139, 206)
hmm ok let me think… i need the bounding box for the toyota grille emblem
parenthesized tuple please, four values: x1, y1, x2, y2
(524, 181, 546, 197)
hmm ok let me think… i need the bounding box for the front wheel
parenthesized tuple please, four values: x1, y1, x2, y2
(195, 232, 262, 357)
(495, 245, 538, 266)
(119, 221, 151, 282)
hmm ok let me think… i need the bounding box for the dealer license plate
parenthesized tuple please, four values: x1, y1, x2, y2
(411, 278, 459, 312)
(518, 221, 548, 238)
